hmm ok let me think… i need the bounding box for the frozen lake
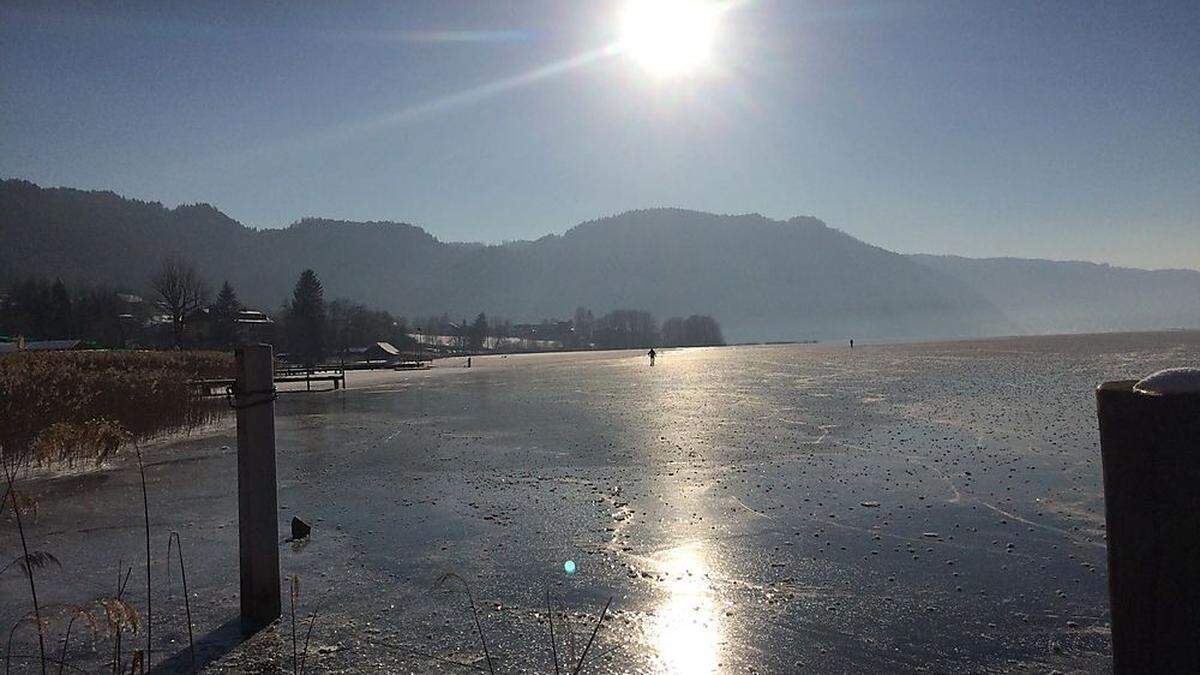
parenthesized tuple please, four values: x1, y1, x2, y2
(5, 331, 1200, 673)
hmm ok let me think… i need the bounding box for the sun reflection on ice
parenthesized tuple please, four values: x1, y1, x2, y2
(653, 543, 724, 673)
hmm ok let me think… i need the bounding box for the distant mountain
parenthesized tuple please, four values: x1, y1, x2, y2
(1, 180, 1013, 341)
(478, 209, 1013, 341)
(0, 179, 445, 318)
(6, 178, 1192, 341)
(909, 254, 1200, 335)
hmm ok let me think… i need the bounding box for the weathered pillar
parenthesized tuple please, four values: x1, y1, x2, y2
(235, 344, 281, 632)
(1096, 374, 1200, 673)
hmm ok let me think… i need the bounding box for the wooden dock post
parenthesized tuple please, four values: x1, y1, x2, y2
(1096, 379, 1200, 673)
(235, 344, 281, 632)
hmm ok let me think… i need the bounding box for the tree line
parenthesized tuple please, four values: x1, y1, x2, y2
(2, 256, 724, 357)
(586, 308, 724, 349)
(408, 306, 723, 351)
(0, 278, 143, 347)
(0, 258, 416, 361)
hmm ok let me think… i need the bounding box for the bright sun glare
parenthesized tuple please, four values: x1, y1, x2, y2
(619, 0, 720, 77)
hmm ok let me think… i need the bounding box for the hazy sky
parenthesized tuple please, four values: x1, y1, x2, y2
(3, 1, 1198, 269)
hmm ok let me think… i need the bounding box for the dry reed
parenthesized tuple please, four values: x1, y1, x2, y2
(165, 532, 196, 674)
(0, 350, 232, 464)
(288, 575, 319, 675)
(3, 456, 49, 674)
(434, 572, 495, 675)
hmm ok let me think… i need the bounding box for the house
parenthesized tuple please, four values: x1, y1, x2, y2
(234, 310, 275, 344)
(170, 306, 276, 348)
(365, 341, 402, 362)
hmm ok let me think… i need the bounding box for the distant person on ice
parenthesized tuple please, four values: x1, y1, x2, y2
(850, 339, 854, 349)
(648, 348, 656, 365)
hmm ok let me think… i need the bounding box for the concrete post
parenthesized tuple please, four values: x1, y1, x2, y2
(235, 344, 281, 632)
(1095, 379, 1200, 673)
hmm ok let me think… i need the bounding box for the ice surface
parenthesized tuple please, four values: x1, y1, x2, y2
(8, 332, 1200, 673)
(1133, 367, 1200, 395)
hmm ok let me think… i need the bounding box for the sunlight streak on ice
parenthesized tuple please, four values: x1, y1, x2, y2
(653, 543, 724, 674)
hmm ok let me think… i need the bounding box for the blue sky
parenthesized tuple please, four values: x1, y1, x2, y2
(2, 1, 1197, 269)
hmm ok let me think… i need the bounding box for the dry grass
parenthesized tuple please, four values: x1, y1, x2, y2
(432, 575, 613, 675)
(0, 350, 232, 464)
(435, 572, 495, 675)
(165, 532, 196, 673)
(289, 575, 319, 675)
(4, 457, 50, 674)
(1, 351, 227, 672)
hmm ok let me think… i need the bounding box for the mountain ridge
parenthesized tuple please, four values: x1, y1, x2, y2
(4, 179, 1197, 341)
(909, 253, 1200, 335)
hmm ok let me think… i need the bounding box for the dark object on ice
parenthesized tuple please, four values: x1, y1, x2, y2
(648, 349, 656, 365)
(291, 517, 311, 541)
(1096, 378, 1200, 674)
(849, 338, 853, 349)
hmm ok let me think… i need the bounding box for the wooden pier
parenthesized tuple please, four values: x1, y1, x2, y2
(192, 366, 346, 397)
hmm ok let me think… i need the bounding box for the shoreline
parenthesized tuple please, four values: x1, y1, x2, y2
(16, 329, 1198, 481)
(16, 416, 237, 482)
(413, 326, 1200, 356)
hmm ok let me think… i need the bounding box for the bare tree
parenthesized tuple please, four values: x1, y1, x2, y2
(150, 254, 210, 348)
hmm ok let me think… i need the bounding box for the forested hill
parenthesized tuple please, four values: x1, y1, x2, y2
(20, 177, 1192, 342)
(485, 209, 1013, 341)
(1, 179, 444, 321)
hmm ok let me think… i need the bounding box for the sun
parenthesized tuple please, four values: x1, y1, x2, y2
(619, 0, 720, 77)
